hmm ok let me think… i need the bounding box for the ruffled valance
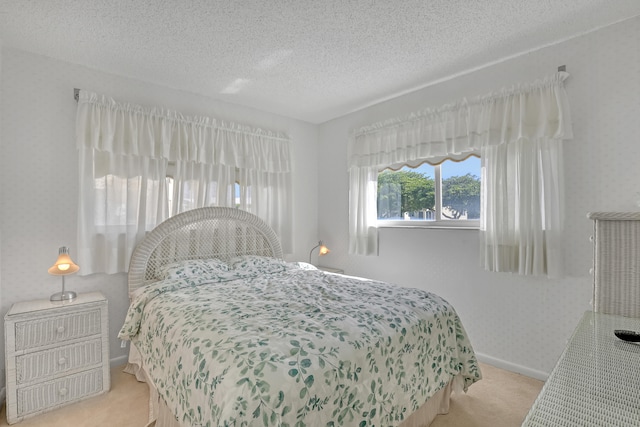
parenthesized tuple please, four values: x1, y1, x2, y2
(76, 90, 291, 173)
(349, 72, 572, 168)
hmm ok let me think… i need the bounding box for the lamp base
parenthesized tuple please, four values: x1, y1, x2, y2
(50, 291, 77, 302)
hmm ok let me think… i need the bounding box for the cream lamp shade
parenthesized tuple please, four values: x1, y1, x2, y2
(309, 240, 330, 264)
(49, 246, 79, 301)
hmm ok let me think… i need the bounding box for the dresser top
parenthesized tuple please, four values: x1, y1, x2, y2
(5, 291, 106, 317)
(523, 311, 640, 426)
(587, 211, 640, 220)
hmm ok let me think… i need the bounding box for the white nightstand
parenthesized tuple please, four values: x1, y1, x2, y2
(4, 292, 110, 424)
(317, 266, 344, 274)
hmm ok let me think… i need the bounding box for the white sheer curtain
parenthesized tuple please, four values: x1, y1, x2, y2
(237, 168, 292, 248)
(348, 72, 572, 277)
(170, 161, 235, 215)
(77, 149, 169, 274)
(480, 138, 565, 276)
(76, 90, 292, 275)
(348, 166, 380, 255)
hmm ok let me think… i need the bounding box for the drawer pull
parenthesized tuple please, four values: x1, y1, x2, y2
(58, 387, 68, 396)
(57, 326, 65, 334)
(58, 357, 67, 365)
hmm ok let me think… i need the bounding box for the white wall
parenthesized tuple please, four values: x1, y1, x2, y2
(317, 16, 640, 379)
(0, 48, 319, 374)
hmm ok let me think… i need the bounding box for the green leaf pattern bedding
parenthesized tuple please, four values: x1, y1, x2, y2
(119, 258, 481, 426)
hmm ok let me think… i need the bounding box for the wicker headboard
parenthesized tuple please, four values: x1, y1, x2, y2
(128, 207, 283, 295)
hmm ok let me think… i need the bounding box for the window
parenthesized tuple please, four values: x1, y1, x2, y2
(77, 90, 293, 275)
(377, 155, 480, 227)
(167, 176, 242, 212)
(235, 181, 241, 208)
(94, 174, 166, 229)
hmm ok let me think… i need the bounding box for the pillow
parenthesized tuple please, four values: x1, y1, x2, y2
(228, 255, 288, 275)
(160, 258, 230, 280)
(292, 261, 318, 271)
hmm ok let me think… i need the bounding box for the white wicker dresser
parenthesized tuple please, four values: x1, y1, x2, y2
(522, 311, 640, 426)
(523, 212, 640, 426)
(587, 211, 640, 317)
(4, 292, 110, 424)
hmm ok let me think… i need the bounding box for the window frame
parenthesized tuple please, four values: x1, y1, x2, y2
(376, 155, 481, 229)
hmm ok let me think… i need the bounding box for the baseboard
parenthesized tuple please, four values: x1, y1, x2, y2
(475, 352, 549, 381)
(110, 354, 129, 369)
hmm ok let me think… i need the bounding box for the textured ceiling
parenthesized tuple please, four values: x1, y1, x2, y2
(1, 1, 640, 123)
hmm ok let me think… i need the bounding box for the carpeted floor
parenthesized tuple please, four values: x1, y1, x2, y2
(1, 362, 543, 426)
(430, 363, 543, 427)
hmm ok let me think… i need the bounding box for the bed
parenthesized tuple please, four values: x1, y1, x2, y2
(118, 207, 481, 427)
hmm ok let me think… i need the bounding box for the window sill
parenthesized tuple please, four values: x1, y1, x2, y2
(377, 221, 479, 230)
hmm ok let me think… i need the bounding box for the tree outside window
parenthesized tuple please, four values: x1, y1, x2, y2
(377, 156, 480, 224)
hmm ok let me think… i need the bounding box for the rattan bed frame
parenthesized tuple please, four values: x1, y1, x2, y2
(128, 206, 283, 296)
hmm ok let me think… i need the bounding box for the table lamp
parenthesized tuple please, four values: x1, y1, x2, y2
(309, 240, 330, 264)
(48, 246, 80, 301)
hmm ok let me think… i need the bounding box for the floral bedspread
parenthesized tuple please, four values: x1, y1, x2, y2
(119, 257, 481, 427)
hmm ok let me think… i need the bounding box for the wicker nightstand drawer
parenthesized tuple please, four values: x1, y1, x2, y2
(14, 308, 102, 351)
(16, 338, 103, 384)
(17, 368, 104, 417)
(4, 292, 110, 424)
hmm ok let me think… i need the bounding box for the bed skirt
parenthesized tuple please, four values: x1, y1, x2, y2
(125, 360, 458, 427)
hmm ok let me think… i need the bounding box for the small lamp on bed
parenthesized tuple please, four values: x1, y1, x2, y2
(48, 246, 80, 301)
(309, 240, 330, 264)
